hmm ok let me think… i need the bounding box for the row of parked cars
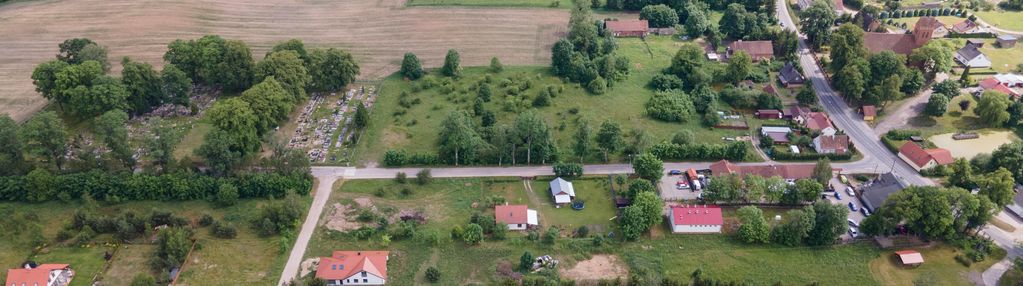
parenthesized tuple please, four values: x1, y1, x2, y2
(669, 169, 705, 192)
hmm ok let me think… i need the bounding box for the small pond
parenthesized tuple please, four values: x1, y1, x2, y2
(929, 131, 1020, 159)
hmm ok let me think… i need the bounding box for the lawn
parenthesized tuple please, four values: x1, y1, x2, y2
(353, 35, 753, 166)
(978, 39, 1023, 73)
(976, 11, 1023, 32)
(530, 177, 619, 232)
(0, 197, 311, 285)
(173, 122, 211, 163)
(905, 94, 986, 136)
(406, 0, 567, 8)
(868, 244, 1005, 286)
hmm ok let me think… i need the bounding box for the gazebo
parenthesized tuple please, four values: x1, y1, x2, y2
(895, 250, 924, 267)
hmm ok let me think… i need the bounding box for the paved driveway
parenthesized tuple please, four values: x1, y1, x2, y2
(824, 177, 866, 239)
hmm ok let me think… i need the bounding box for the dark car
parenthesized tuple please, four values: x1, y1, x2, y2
(848, 202, 858, 212)
(834, 192, 842, 200)
(668, 170, 682, 175)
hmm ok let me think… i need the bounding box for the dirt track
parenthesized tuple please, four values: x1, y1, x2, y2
(0, 0, 568, 120)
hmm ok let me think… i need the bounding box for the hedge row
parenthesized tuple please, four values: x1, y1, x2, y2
(649, 141, 751, 162)
(771, 151, 853, 161)
(383, 149, 441, 166)
(0, 171, 311, 203)
(879, 8, 964, 19)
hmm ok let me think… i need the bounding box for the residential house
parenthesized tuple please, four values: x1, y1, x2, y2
(859, 172, 909, 212)
(979, 77, 1021, 98)
(898, 142, 954, 171)
(316, 251, 389, 285)
(860, 13, 882, 32)
(813, 134, 851, 154)
(951, 19, 984, 34)
(998, 35, 1018, 48)
(761, 126, 792, 144)
(710, 160, 817, 182)
(605, 20, 649, 37)
(797, 0, 814, 10)
(727, 40, 774, 61)
(786, 105, 812, 122)
(756, 109, 783, 119)
(778, 62, 805, 87)
(669, 205, 723, 233)
(863, 17, 939, 55)
(994, 73, 1023, 87)
(804, 112, 836, 136)
(862, 105, 877, 121)
(5, 263, 74, 286)
(1005, 189, 1023, 219)
(955, 42, 992, 68)
(494, 204, 539, 231)
(549, 177, 576, 205)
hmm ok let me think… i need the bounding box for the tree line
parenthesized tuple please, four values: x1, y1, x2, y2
(735, 201, 849, 247)
(551, 1, 631, 94)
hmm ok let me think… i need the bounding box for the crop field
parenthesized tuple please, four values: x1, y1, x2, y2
(0, 0, 568, 121)
(407, 0, 566, 8)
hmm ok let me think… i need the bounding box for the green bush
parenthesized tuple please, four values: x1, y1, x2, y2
(425, 266, 441, 283)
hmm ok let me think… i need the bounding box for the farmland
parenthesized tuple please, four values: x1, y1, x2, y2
(0, 0, 568, 121)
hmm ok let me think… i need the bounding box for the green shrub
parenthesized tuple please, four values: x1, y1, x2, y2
(425, 266, 441, 283)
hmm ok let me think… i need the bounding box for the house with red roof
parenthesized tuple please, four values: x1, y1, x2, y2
(803, 112, 836, 136)
(898, 142, 954, 171)
(709, 160, 817, 182)
(605, 20, 649, 37)
(669, 205, 723, 233)
(727, 40, 774, 61)
(979, 77, 1021, 98)
(755, 109, 782, 119)
(5, 263, 74, 286)
(863, 17, 939, 55)
(813, 134, 851, 154)
(316, 251, 389, 285)
(862, 105, 877, 121)
(494, 204, 539, 231)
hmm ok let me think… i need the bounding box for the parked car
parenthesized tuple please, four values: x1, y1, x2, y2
(848, 202, 858, 212)
(846, 187, 856, 197)
(847, 218, 859, 227)
(676, 181, 689, 190)
(848, 227, 858, 237)
(668, 170, 682, 175)
(835, 192, 842, 200)
(861, 208, 871, 216)
(839, 175, 849, 184)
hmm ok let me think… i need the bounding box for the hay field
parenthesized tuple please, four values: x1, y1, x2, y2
(0, 0, 568, 120)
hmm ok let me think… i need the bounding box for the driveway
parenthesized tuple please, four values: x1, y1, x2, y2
(873, 73, 949, 136)
(824, 177, 866, 239)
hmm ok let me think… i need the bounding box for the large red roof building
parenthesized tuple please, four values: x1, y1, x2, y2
(316, 251, 390, 285)
(898, 142, 953, 171)
(669, 205, 724, 233)
(5, 263, 74, 286)
(863, 17, 939, 55)
(709, 160, 817, 182)
(605, 20, 649, 37)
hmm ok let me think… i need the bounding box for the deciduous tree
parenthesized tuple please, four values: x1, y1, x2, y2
(737, 206, 770, 243)
(441, 49, 461, 77)
(0, 115, 25, 175)
(640, 4, 679, 28)
(806, 200, 848, 246)
(121, 57, 165, 115)
(400, 52, 423, 80)
(632, 153, 663, 182)
(801, 0, 838, 50)
(255, 50, 311, 102)
(239, 76, 292, 134)
(308, 48, 360, 92)
(95, 110, 135, 169)
(20, 111, 68, 169)
(976, 91, 1012, 126)
(925, 93, 949, 116)
(596, 120, 624, 162)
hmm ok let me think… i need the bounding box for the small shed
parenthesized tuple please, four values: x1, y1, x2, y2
(862, 105, 877, 121)
(998, 35, 1018, 48)
(549, 177, 576, 205)
(756, 109, 783, 119)
(895, 250, 924, 267)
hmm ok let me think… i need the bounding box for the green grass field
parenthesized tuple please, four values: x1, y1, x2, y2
(529, 177, 619, 231)
(868, 244, 1005, 286)
(976, 11, 1023, 32)
(406, 0, 567, 8)
(0, 197, 310, 285)
(354, 36, 753, 166)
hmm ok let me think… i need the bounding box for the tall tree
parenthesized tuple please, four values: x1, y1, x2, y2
(146, 118, 179, 172)
(0, 115, 25, 175)
(217, 39, 256, 92)
(196, 129, 244, 176)
(551, 39, 574, 77)
(639, 4, 679, 28)
(948, 158, 975, 189)
(78, 44, 111, 72)
(441, 49, 461, 77)
(31, 60, 71, 107)
(909, 40, 956, 79)
(685, 8, 710, 38)
(771, 207, 816, 246)
(439, 111, 486, 165)
(205, 98, 260, 154)
(573, 120, 593, 162)
(19, 111, 68, 169)
(121, 57, 165, 115)
(976, 91, 1012, 127)
(161, 64, 192, 106)
(256, 50, 311, 102)
(829, 24, 867, 72)
(925, 94, 949, 116)
(94, 110, 135, 169)
(596, 120, 624, 162)
(725, 51, 753, 84)
(632, 153, 663, 182)
(800, 0, 838, 50)
(308, 48, 360, 91)
(514, 111, 555, 164)
(737, 206, 770, 243)
(239, 76, 293, 134)
(268, 39, 309, 64)
(57, 38, 97, 64)
(812, 158, 832, 185)
(353, 101, 369, 129)
(978, 167, 1016, 209)
(400, 52, 423, 80)
(806, 200, 848, 246)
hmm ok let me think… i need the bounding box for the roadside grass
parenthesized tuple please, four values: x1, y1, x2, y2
(353, 35, 752, 166)
(906, 94, 984, 136)
(868, 244, 1005, 286)
(1001, 268, 1023, 286)
(976, 11, 1023, 32)
(406, 0, 566, 8)
(0, 197, 310, 286)
(530, 177, 619, 232)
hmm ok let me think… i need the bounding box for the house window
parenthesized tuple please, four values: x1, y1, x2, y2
(518, 224, 523, 227)
(361, 271, 367, 277)
(363, 279, 368, 283)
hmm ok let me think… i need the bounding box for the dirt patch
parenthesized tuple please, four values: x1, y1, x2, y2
(323, 197, 423, 231)
(559, 254, 629, 283)
(300, 258, 320, 278)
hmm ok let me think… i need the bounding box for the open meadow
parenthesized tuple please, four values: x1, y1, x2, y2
(0, 0, 568, 121)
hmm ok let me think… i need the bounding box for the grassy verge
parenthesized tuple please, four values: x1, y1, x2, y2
(353, 35, 753, 166)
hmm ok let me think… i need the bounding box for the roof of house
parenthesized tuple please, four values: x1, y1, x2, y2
(805, 112, 833, 131)
(788, 105, 811, 118)
(763, 84, 778, 95)
(863, 33, 920, 55)
(862, 105, 877, 117)
(951, 20, 977, 33)
(899, 142, 953, 168)
(861, 13, 880, 31)
(999, 35, 1019, 41)
(766, 131, 790, 142)
(729, 40, 774, 56)
(816, 134, 850, 151)
(981, 77, 1020, 96)
(670, 205, 724, 226)
(995, 73, 1023, 86)
(758, 109, 782, 116)
(779, 62, 805, 84)
(550, 177, 576, 203)
(605, 20, 649, 33)
(915, 16, 942, 32)
(316, 251, 389, 280)
(957, 43, 985, 61)
(5, 264, 71, 286)
(709, 160, 816, 180)
(495, 204, 530, 225)
(797, 0, 813, 9)
(861, 172, 909, 211)
(895, 250, 925, 265)
(761, 126, 792, 134)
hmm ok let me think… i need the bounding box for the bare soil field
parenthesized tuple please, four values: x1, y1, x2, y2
(0, 0, 568, 120)
(559, 254, 629, 283)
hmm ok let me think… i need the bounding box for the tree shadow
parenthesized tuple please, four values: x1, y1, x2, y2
(909, 115, 937, 127)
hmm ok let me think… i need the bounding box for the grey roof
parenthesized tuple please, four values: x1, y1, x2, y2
(957, 44, 984, 61)
(797, 0, 814, 9)
(779, 62, 805, 85)
(860, 173, 909, 211)
(999, 35, 1019, 41)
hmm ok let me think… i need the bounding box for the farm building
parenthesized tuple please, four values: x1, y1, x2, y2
(316, 251, 390, 285)
(860, 172, 909, 212)
(756, 109, 783, 119)
(669, 205, 723, 233)
(862, 105, 877, 121)
(898, 142, 954, 171)
(605, 20, 648, 37)
(778, 62, 805, 87)
(863, 17, 938, 55)
(494, 204, 538, 230)
(761, 126, 792, 144)
(998, 35, 1018, 48)
(813, 134, 850, 154)
(710, 160, 816, 182)
(994, 73, 1023, 87)
(5, 263, 74, 286)
(979, 78, 1020, 98)
(955, 42, 992, 68)
(786, 105, 811, 121)
(549, 177, 576, 205)
(727, 40, 774, 61)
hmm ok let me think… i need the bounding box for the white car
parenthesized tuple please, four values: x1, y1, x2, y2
(847, 218, 859, 228)
(846, 187, 856, 197)
(848, 227, 859, 237)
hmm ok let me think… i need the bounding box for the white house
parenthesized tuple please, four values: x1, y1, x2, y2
(316, 251, 389, 285)
(812, 134, 850, 154)
(495, 204, 539, 230)
(669, 205, 723, 234)
(955, 43, 993, 68)
(549, 177, 576, 205)
(5, 263, 74, 286)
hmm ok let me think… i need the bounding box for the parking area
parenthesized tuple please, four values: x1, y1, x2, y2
(659, 169, 705, 201)
(824, 176, 867, 239)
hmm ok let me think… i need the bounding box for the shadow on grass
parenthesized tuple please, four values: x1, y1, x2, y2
(909, 116, 937, 127)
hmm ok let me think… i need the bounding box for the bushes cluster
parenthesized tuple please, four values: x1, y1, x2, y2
(649, 141, 750, 161)
(59, 209, 189, 243)
(382, 149, 440, 166)
(646, 89, 696, 122)
(770, 150, 853, 161)
(0, 170, 311, 203)
(253, 195, 305, 236)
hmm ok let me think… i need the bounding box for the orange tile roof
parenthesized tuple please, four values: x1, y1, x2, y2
(709, 160, 816, 180)
(817, 135, 850, 154)
(495, 204, 530, 225)
(605, 20, 648, 33)
(729, 40, 774, 59)
(805, 112, 833, 131)
(899, 142, 953, 168)
(5, 264, 71, 286)
(316, 251, 389, 281)
(862, 105, 877, 117)
(925, 148, 954, 165)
